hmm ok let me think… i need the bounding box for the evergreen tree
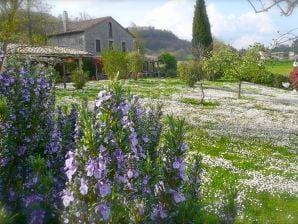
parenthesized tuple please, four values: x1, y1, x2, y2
(192, 0, 213, 61)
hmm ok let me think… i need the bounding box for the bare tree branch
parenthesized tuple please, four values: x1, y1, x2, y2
(247, 0, 298, 16)
(271, 28, 298, 48)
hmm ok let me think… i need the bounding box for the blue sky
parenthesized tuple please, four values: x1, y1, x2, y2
(45, 0, 298, 49)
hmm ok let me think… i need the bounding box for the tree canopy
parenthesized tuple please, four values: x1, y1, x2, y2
(192, 0, 213, 61)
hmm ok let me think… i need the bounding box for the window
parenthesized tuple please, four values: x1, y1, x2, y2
(109, 41, 114, 49)
(96, 39, 101, 52)
(122, 42, 126, 52)
(108, 22, 113, 38)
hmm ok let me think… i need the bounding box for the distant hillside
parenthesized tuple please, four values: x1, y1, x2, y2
(129, 27, 192, 60)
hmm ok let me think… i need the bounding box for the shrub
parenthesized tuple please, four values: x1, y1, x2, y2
(61, 81, 201, 223)
(82, 58, 96, 79)
(289, 67, 298, 90)
(158, 52, 177, 70)
(127, 50, 144, 80)
(178, 61, 203, 87)
(72, 69, 89, 89)
(158, 52, 177, 77)
(102, 48, 128, 79)
(0, 59, 66, 223)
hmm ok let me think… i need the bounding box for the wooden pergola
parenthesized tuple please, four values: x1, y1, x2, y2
(5, 44, 92, 88)
(143, 54, 161, 77)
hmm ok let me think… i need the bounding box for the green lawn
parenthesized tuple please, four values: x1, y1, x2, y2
(266, 60, 293, 75)
(56, 78, 298, 223)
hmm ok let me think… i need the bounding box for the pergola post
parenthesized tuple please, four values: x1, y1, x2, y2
(78, 57, 83, 70)
(62, 62, 66, 89)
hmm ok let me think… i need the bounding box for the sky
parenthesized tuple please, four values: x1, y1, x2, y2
(45, 0, 298, 49)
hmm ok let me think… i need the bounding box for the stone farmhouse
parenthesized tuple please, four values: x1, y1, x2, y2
(48, 12, 135, 56)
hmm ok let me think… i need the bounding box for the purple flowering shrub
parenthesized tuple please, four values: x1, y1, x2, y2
(61, 81, 200, 223)
(0, 59, 67, 223)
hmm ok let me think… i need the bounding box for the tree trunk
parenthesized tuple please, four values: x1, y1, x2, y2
(199, 82, 205, 104)
(0, 43, 8, 72)
(237, 80, 242, 99)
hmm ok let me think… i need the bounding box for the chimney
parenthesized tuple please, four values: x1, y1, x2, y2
(62, 11, 68, 32)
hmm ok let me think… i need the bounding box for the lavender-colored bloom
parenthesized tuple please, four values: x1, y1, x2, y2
(118, 101, 131, 115)
(30, 210, 45, 224)
(8, 188, 16, 201)
(85, 159, 97, 177)
(65, 151, 78, 181)
(151, 204, 167, 221)
(114, 148, 123, 163)
(79, 178, 88, 195)
(62, 189, 74, 207)
(99, 145, 106, 152)
(180, 142, 189, 152)
(179, 169, 189, 181)
(98, 182, 111, 197)
(142, 136, 150, 143)
(96, 203, 110, 221)
(127, 169, 134, 179)
(17, 146, 27, 156)
(173, 157, 184, 169)
(24, 194, 43, 207)
(172, 190, 185, 203)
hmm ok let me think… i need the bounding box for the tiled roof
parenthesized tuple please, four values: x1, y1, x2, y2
(67, 17, 111, 32)
(7, 44, 92, 56)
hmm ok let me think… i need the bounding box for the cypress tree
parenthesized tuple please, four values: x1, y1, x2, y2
(192, 0, 213, 61)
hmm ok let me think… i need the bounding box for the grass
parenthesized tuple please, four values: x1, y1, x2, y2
(266, 60, 293, 75)
(180, 97, 220, 108)
(56, 78, 298, 223)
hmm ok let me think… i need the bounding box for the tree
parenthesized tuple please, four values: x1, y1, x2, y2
(127, 50, 144, 80)
(0, 0, 24, 70)
(129, 23, 146, 54)
(192, 0, 213, 61)
(158, 52, 177, 77)
(102, 47, 128, 79)
(247, 0, 298, 16)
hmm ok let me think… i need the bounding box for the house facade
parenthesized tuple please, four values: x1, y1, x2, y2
(48, 12, 135, 56)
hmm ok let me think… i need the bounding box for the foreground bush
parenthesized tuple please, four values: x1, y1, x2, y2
(72, 69, 89, 89)
(61, 81, 201, 223)
(0, 59, 66, 223)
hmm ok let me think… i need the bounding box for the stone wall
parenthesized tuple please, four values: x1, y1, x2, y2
(48, 32, 85, 52)
(84, 18, 134, 55)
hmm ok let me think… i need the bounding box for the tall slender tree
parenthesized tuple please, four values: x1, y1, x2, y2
(192, 0, 213, 61)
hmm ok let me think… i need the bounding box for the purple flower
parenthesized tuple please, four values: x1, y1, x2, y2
(96, 203, 110, 221)
(17, 146, 27, 156)
(142, 136, 150, 143)
(172, 190, 185, 203)
(99, 145, 106, 153)
(173, 157, 184, 169)
(30, 210, 45, 224)
(79, 178, 88, 195)
(85, 159, 97, 177)
(118, 101, 131, 115)
(180, 142, 189, 152)
(98, 182, 111, 197)
(127, 169, 134, 179)
(151, 204, 167, 221)
(65, 151, 78, 181)
(24, 194, 43, 207)
(62, 189, 74, 207)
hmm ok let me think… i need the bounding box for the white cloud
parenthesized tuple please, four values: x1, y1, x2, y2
(140, 0, 193, 40)
(140, 1, 277, 49)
